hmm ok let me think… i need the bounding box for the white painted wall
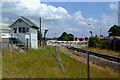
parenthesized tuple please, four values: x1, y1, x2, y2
(0, 23, 10, 42)
(31, 28, 38, 49)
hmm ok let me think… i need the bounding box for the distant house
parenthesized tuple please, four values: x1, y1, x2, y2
(0, 22, 10, 43)
(9, 16, 39, 49)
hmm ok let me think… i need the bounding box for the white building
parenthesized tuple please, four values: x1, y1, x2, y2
(0, 22, 10, 43)
(8, 16, 39, 49)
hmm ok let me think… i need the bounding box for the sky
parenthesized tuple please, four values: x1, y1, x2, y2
(45, 2, 113, 20)
(0, 0, 118, 38)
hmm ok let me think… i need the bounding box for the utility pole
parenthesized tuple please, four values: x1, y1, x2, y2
(55, 33, 57, 40)
(40, 17, 41, 46)
(84, 25, 85, 37)
(100, 28, 101, 37)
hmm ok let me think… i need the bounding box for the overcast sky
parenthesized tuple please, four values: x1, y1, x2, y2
(1, 0, 118, 38)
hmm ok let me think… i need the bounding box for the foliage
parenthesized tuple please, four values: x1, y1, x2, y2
(89, 36, 107, 49)
(108, 25, 120, 36)
(58, 32, 74, 41)
(68, 34, 74, 41)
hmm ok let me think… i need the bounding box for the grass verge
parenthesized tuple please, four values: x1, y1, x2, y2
(2, 47, 119, 78)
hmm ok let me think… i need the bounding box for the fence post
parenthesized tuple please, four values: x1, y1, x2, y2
(55, 47, 64, 71)
(18, 44, 19, 53)
(1, 38, 3, 54)
(55, 46, 58, 66)
(8, 42, 9, 50)
(11, 41, 13, 57)
(27, 39, 28, 51)
(24, 43, 25, 51)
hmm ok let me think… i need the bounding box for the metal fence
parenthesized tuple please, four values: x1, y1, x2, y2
(47, 41, 88, 47)
(48, 46, 64, 71)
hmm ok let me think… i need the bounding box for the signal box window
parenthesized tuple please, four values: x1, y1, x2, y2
(26, 28, 29, 32)
(19, 27, 25, 33)
(13, 28, 17, 33)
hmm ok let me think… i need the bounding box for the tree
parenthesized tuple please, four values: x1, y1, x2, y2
(68, 34, 74, 41)
(62, 32, 68, 41)
(58, 32, 74, 41)
(108, 25, 120, 36)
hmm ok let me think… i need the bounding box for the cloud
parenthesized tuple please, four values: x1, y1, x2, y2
(2, 0, 68, 20)
(101, 3, 118, 33)
(109, 2, 118, 15)
(1, 2, 118, 38)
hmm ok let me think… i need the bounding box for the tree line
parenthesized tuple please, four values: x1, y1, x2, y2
(38, 25, 120, 41)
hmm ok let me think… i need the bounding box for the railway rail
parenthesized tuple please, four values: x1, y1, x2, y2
(67, 47, 120, 63)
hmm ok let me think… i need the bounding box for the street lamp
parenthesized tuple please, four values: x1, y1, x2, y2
(44, 29, 48, 46)
(87, 23, 90, 80)
(90, 31, 93, 37)
(55, 33, 57, 40)
(84, 25, 85, 37)
(83, 23, 91, 80)
(96, 21, 102, 37)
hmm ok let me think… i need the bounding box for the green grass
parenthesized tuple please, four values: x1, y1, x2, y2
(2, 47, 119, 78)
(0, 50, 1, 79)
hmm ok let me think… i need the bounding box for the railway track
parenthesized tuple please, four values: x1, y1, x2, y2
(67, 47, 120, 63)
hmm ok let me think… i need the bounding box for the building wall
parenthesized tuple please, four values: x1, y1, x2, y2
(0, 24, 10, 42)
(0, 27, 10, 43)
(1, 32, 11, 43)
(0, 25, 10, 50)
(31, 28, 38, 49)
(10, 19, 38, 49)
(0, 30, 1, 42)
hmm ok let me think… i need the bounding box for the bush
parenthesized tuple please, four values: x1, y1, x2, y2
(89, 36, 107, 49)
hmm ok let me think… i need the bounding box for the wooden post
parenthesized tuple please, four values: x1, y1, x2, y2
(18, 44, 19, 53)
(27, 39, 28, 51)
(40, 17, 42, 46)
(1, 38, 3, 53)
(8, 41, 9, 49)
(44, 32, 46, 46)
(24, 43, 25, 51)
(11, 41, 13, 57)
